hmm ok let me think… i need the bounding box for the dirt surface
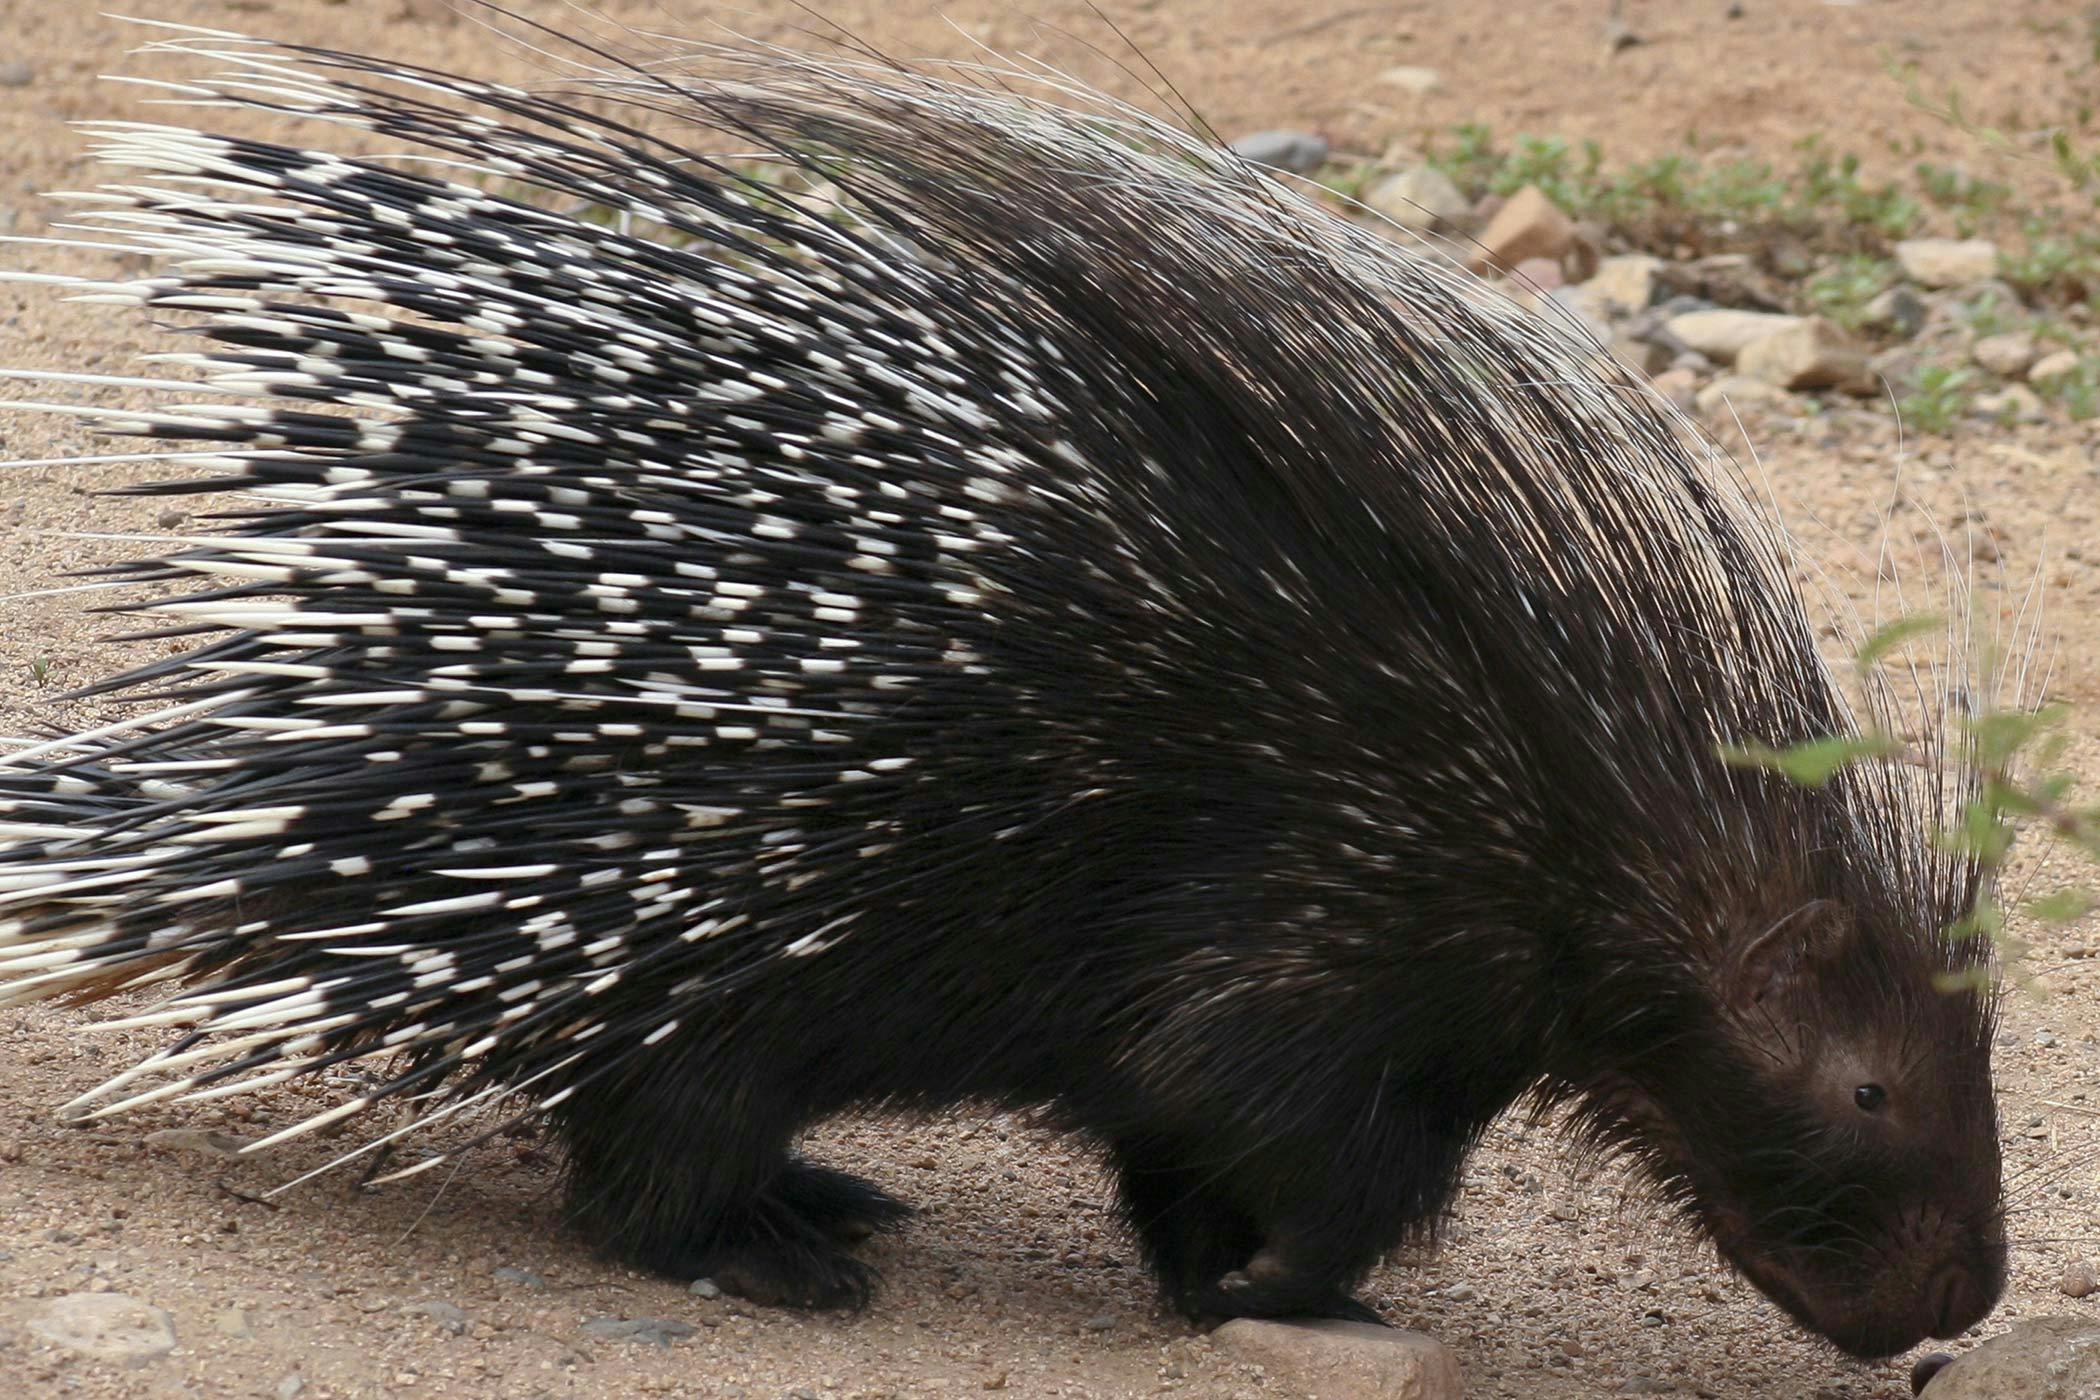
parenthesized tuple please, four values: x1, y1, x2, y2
(1, 2, 2099, 1398)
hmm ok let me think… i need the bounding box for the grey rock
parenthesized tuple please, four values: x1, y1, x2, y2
(1212, 1318, 1461, 1400)
(1919, 1316, 2100, 1397)
(277, 1374, 306, 1400)
(1227, 129, 1329, 175)
(2029, 349, 2082, 383)
(490, 1266, 546, 1290)
(1376, 66, 1442, 95)
(143, 1127, 248, 1157)
(29, 1293, 177, 1366)
(1860, 285, 1927, 337)
(1664, 309, 1804, 364)
(1363, 167, 1469, 233)
(2059, 1259, 2098, 1298)
(1512, 257, 1565, 293)
(689, 1277, 723, 1299)
(1581, 254, 1668, 314)
(1972, 331, 2039, 378)
(1896, 238, 2001, 288)
(578, 1316, 699, 1346)
(1736, 316, 1873, 393)
(1537, 282, 1609, 337)
(403, 1299, 469, 1334)
(1648, 367, 1701, 413)
(1608, 328, 1673, 376)
(1973, 385, 2045, 422)
(1695, 374, 1791, 420)
(0, 62, 30, 89)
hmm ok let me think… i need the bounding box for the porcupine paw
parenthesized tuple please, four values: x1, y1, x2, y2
(1194, 1249, 1388, 1325)
(686, 1161, 912, 1309)
(702, 1242, 880, 1310)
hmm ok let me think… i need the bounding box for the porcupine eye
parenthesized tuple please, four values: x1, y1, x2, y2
(1853, 1084, 1888, 1113)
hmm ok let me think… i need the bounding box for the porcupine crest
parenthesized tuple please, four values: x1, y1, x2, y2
(0, 13, 2001, 1353)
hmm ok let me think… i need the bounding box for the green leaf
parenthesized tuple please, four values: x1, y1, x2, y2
(1854, 613, 1943, 673)
(1983, 777, 2040, 817)
(1939, 799, 2016, 866)
(2025, 889, 2098, 925)
(1934, 966, 1995, 994)
(1718, 734, 1902, 787)
(1962, 707, 2059, 769)
(1949, 896, 2005, 943)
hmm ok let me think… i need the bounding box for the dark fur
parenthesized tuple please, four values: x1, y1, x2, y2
(0, 21, 2003, 1359)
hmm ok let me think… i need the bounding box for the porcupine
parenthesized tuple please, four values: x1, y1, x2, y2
(0, 18, 2005, 1360)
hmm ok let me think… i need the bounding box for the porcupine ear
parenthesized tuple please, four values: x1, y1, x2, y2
(1728, 899, 1850, 1009)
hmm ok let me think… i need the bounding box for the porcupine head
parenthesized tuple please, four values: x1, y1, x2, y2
(1528, 756, 2005, 1360)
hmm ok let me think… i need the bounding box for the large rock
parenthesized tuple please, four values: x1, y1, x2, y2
(1468, 184, 1573, 274)
(1736, 316, 1874, 393)
(1580, 254, 1668, 314)
(1664, 308, 1804, 364)
(2029, 348, 2082, 383)
(1695, 373, 1792, 420)
(29, 1293, 177, 1366)
(1365, 167, 1469, 233)
(1920, 1316, 2100, 1397)
(1895, 237, 2001, 288)
(1971, 331, 2039, 378)
(1213, 1318, 1461, 1400)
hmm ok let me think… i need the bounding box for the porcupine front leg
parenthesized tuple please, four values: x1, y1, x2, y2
(555, 1071, 909, 1308)
(1109, 1130, 1402, 1323)
(1108, 1073, 1481, 1325)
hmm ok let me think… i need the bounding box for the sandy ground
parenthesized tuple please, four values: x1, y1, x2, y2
(0, 2, 2099, 1397)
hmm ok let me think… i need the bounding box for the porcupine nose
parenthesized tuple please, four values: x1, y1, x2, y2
(1925, 1262, 1992, 1338)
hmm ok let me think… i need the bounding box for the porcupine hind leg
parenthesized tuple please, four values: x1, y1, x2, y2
(1107, 1134, 1389, 1326)
(556, 1083, 910, 1308)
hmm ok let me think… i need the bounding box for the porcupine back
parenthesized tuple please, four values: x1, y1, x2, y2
(0, 19, 1994, 1351)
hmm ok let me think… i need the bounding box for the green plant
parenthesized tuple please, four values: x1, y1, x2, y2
(27, 656, 48, 687)
(1792, 139, 1920, 239)
(1806, 255, 1900, 330)
(1897, 365, 1978, 435)
(2031, 353, 2100, 420)
(1424, 122, 1503, 198)
(1957, 285, 2027, 337)
(1914, 161, 2012, 233)
(2000, 221, 2100, 299)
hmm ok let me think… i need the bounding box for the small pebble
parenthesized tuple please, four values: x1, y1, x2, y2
(401, 1299, 469, 1334)
(578, 1316, 698, 1346)
(490, 1266, 546, 1290)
